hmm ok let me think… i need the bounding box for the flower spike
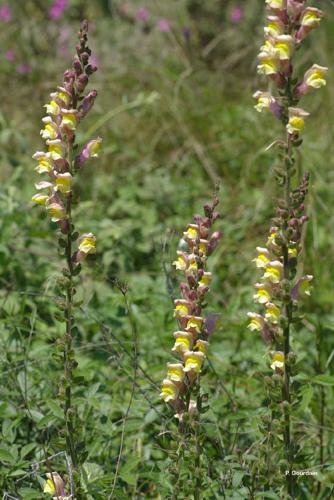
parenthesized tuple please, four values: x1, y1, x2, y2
(160, 196, 221, 421)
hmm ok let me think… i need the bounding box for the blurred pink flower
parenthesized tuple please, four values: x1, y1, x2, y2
(49, 0, 68, 20)
(230, 6, 243, 24)
(90, 53, 99, 69)
(58, 46, 68, 57)
(158, 19, 171, 32)
(16, 63, 32, 74)
(0, 4, 11, 22)
(136, 7, 150, 22)
(5, 49, 15, 61)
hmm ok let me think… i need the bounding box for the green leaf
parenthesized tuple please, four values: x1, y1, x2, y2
(232, 470, 244, 488)
(312, 375, 334, 386)
(45, 399, 64, 419)
(298, 384, 314, 412)
(255, 492, 280, 500)
(27, 409, 45, 422)
(18, 488, 43, 499)
(58, 238, 67, 248)
(9, 468, 28, 477)
(20, 443, 36, 459)
(0, 446, 15, 464)
(72, 264, 82, 276)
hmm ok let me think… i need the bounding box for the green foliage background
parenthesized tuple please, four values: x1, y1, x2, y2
(0, 0, 334, 498)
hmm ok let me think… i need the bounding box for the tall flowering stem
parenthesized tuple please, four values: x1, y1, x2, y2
(32, 21, 101, 495)
(250, 0, 327, 494)
(160, 196, 221, 498)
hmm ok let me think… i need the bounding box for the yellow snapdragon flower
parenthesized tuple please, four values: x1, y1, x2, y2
(166, 363, 185, 382)
(274, 35, 294, 60)
(253, 247, 271, 268)
(264, 16, 284, 37)
(44, 100, 60, 116)
(265, 302, 280, 323)
(286, 107, 309, 135)
(32, 194, 49, 205)
(183, 224, 199, 240)
(253, 91, 275, 113)
(47, 139, 65, 160)
(194, 339, 209, 354)
(263, 260, 283, 284)
(78, 233, 96, 255)
(304, 64, 328, 89)
(183, 351, 205, 374)
(265, 0, 283, 8)
(270, 351, 285, 371)
(301, 7, 323, 28)
(174, 300, 191, 318)
(198, 272, 212, 288)
(160, 379, 179, 402)
(47, 203, 66, 222)
(253, 283, 271, 304)
(61, 109, 78, 131)
(40, 117, 58, 140)
(55, 173, 72, 194)
(257, 53, 279, 76)
(185, 316, 203, 334)
(173, 252, 187, 271)
(247, 312, 266, 332)
(172, 331, 193, 354)
(33, 152, 54, 174)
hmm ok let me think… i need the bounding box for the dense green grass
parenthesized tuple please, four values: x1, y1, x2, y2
(1, 0, 334, 498)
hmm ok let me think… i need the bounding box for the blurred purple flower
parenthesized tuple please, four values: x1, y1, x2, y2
(182, 26, 191, 42)
(0, 4, 11, 22)
(136, 7, 150, 22)
(16, 63, 32, 74)
(58, 45, 68, 57)
(158, 19, 171, 32)
(230, 6, 243, 24)
(49, 0, 69, 21)
(5, 49, 15, 61)
(90, 53, 99, 69)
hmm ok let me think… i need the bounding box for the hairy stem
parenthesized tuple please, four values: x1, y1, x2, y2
(64, 195, 78, 473)
(280, 131, 294, 499)
(316, 324, 325, 495)
(194, 388, 202, 500)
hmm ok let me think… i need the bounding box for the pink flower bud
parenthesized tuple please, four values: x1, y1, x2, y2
(76, 73, 88, 92)
(75, 137, 102, 168)
(208, 231, 222, 255)
(79, 90, 97, 117)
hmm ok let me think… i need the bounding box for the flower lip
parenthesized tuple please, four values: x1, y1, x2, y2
(172, 331, 193, 354)
(160, 378, 179, 402)
(183, 350, 205, 373)
(166, 362, 185, 382)
(78, 233, 96, 255)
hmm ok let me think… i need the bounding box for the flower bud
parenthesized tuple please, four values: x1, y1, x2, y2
(286, 107, 309, 135)
(43, 472, 65, 497)
(79, 90, 98, 117)
(76, 73, 88, 93)
(296, 64, 328, 96)
(74, 137, 102, 168)
(296, 7, 323, 42)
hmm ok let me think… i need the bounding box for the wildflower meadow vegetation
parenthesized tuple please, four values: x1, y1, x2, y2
(0, 0, 334, 499)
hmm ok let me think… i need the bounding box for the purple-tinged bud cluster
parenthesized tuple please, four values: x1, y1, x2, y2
(160, 197, 222, 420)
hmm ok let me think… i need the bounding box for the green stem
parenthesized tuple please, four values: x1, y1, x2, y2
(64, 195, 76, 464)
(194, 389, 202, 500)
(316, 325, 325, 495)
(282, 129, 294, 497)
